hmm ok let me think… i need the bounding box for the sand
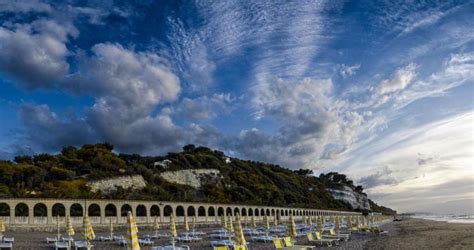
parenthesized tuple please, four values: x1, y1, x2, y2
(3, 218, 473, 249)
(366, 218, 474, 250)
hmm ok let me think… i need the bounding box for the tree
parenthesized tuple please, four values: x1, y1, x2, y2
(183, 144, 196, 152)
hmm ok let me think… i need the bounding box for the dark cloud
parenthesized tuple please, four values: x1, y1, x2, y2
(358, 166, 398, 189)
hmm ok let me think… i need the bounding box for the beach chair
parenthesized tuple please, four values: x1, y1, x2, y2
(329, 228, 350, 241)
(213, 246, 229, 250)
(0, 242, 12, 250)
(46, 237, 58, 243)
(306, 232, 334, 247)
(234, 245, 247, 250)
(273, 238, 300, 249)
(283, 236, 315, 249)
(74, 240, 93, 250)
(54, 241, 71, 250)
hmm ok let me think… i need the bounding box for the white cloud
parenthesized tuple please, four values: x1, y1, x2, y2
(0, 0, 52, 13)
(339, 64, 360, 78)
(0, 19, 76, 89)
(376, 63, 417, 95)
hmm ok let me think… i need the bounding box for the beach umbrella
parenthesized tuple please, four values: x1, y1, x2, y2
(226, 216, 234, 233)
(153, 216, 160, 232)
(234, 216, 246, 247)
(287, 214, 297, 238)
(0, 218, 5, 240)
(308, 216, 313, 226)
(335, 216, 340, 231)
(183, 214, 190, 232)
(66, 216, 75, 238)
(317, 216, 323, 233)
(83, 215, 95, 245)
(192, 216, 197, 231)
(109, 218, 114, 238)
(127, 212, 140, 250)
(56, 215, 61, 240)
(221, 215, 227, 230)
(169, 215, 177, 238)
(263, 215, 270, 232)
(251, 216, 257, 228)
(274, 214, 278, 226)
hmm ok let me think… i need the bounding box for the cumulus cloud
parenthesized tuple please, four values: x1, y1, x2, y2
(0, 0, 52, 13)
(376, 63, 417, 95)
(0, 19, 76, 89)
(176, 93, 234, 121)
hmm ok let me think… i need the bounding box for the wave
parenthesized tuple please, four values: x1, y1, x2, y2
(410, 214, 474, 224)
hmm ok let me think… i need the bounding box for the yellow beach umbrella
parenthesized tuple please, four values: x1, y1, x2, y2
(0, 218, 5, 240)
(226, 216, 234, 233)
(335, 216, 340, 231)
(317, 216, 323, 233)
(263, 215, 270, 231)
(251, 216, 256, 228)
(66, 216, 75, 237)
(308, 216, 313, 226)
(169, 215, 177, 238)
(153, 216, 160, 230)
(274, 215, 278, 226)
(109, 218, 114, 238)
(192, 216, 196, 230)
(56, 215, 61, 240)
(234, 216, 246, 247)
(83, 215, 95, 245)
(127, 212, 140, 250)
(183, 215, 189, 232)
(288, 214, 297, 238)
(221, 215, 227, 230)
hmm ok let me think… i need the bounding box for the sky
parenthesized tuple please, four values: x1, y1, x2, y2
(0, 0, 473, 214)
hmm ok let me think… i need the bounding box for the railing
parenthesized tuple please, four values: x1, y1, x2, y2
(14, 216, 28, 224)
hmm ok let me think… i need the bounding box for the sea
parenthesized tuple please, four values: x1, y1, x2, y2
(410, 214, 474, 224)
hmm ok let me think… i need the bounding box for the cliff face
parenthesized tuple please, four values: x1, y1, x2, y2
(87, 175, 146, 194)
(327, 186, 370, 210)
(159, 169, 222, 188)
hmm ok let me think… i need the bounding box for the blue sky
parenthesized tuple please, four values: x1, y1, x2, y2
(0, 0, 473, 213)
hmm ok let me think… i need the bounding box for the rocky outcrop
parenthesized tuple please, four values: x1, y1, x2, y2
(87, 175, 146, 194)
(160, 169, 221, 188)
(327, 186, 371, 210)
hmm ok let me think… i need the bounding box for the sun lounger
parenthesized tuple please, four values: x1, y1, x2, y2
(113, 235, 125, 241)
(139, 238, 154, 246)
(62, 237, 74, 242)
(54, 241, 71, 250)
(97, 235, 112, 241)
(151, 245, 190, 250)
(1, 237, 13, 243)
(306, 232, 335, 247)
(282, 236, 315, 249)
(0, 242, 12, 250)
(74, 240, 93, 250)
(251, 235, 274, 242)
(213, 247, 229, 250)
(46, 237, 58, 243)
(118, 239, 127, 246)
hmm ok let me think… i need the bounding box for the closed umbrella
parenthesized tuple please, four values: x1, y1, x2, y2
(169, 215, 177, 248)
(234, 216, 246, 248)
(183, 214, 189, 233)
(66, 216, 75, 241)
(288, 214, 297, 239)
(83, 215, 95, 247)
(109, 218, 114, 238)
(56, 215, 61, 240)
(221, 215, 227, 230)
(317, 216, 323, 233)
(127, 212, 140, 250)
(153, 216, 160, 236)
(251, 216, 257, 228)
(0, 218, 5, 241)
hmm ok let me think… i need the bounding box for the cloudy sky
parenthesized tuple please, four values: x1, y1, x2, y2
(0, 0, 473, 214)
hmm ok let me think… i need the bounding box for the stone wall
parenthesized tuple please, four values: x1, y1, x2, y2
(160, 169, 221, 188)
(87, 175, 146, 193)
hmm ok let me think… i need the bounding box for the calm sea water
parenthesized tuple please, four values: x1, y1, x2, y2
(410, 214, 474, 224)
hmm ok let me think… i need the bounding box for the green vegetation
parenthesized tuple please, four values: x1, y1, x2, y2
(0, 143, 395, 214)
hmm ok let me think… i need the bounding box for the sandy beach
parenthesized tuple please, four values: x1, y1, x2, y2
(367, 218, 474, 249)
(3, 218, 473, 249)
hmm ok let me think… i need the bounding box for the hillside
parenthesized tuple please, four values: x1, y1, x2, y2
(0, 143, 395, 214)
